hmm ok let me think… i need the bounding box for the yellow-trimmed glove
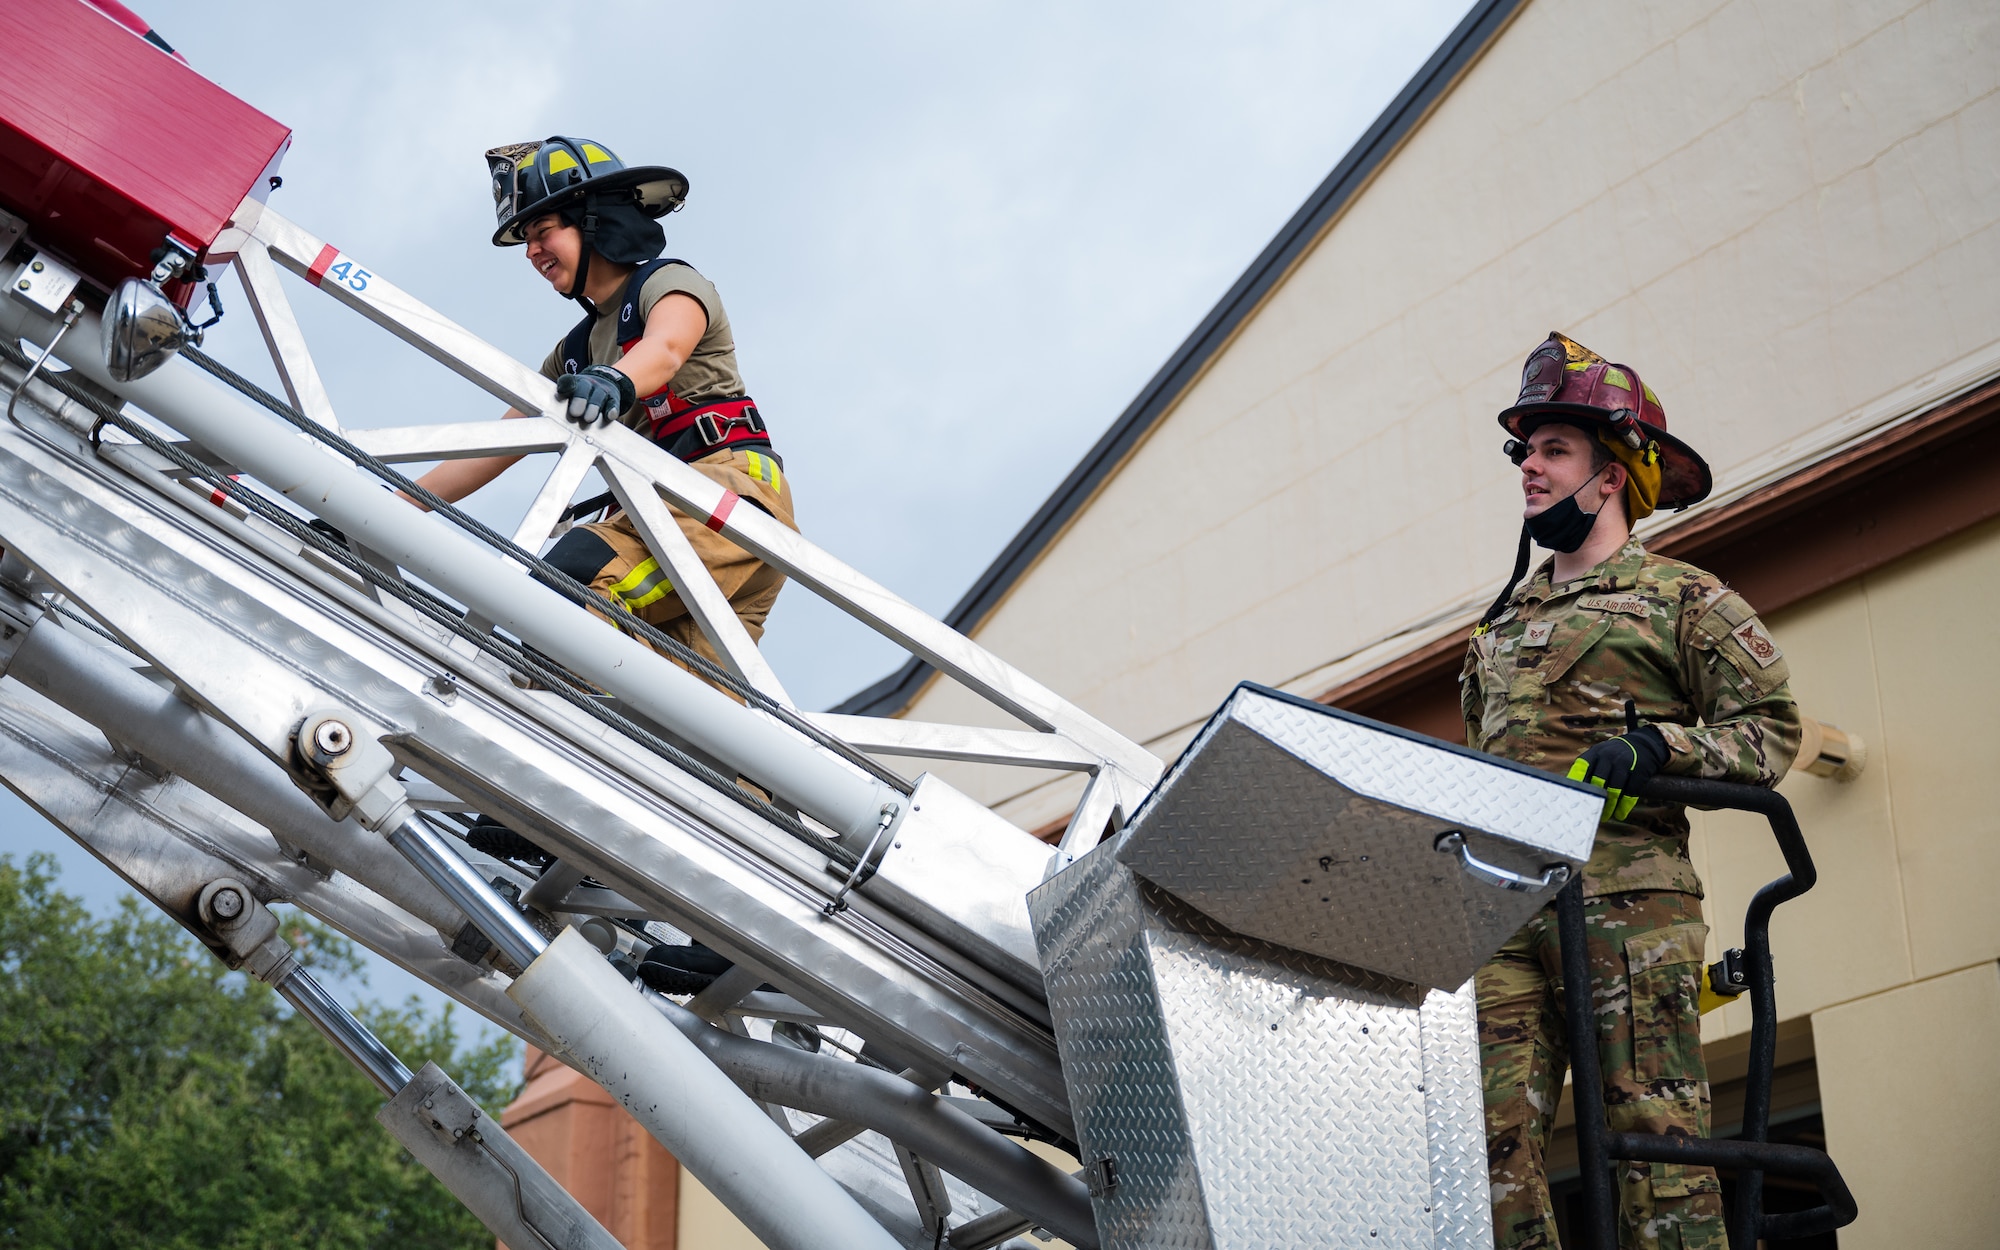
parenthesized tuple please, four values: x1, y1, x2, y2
(1568, 725, 1670, 821)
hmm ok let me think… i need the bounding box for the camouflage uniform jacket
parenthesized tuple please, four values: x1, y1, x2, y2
(1460, 536, 1802, 897)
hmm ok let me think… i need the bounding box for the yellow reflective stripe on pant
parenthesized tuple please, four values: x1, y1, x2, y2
(744, 450, 783, 494)
(560, 448, 800, 691)
(608, 557, 673, 610)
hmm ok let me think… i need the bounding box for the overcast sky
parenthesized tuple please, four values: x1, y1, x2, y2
(10, 0, 1470, 1012)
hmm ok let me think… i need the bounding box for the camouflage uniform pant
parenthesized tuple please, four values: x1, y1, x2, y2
(1476, 891, 1721, 1250)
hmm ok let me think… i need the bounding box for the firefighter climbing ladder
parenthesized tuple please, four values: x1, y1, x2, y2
(0, 5, 1856, 1244)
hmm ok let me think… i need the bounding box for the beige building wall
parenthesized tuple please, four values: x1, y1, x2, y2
(1681, 514, 2000, 1246)
(906, 0, 2000, 832)
(1814, 963, 2000, 1247)
(873, 0, 2000, 1240)
(675, 1170, 769, 1250)
(1692, 515, 2000, 1037)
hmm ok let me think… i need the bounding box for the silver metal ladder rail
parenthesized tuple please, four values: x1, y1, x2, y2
(0, 201, 1160, 1248)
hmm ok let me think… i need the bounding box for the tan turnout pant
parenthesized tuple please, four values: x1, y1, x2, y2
(542, 447, 797, 680)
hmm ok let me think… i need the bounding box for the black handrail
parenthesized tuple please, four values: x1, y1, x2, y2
(1559, 777, 1856, 1249)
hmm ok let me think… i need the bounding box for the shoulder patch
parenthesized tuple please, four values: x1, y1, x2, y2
(1578, 593, 1649, 617)
(1730, 618, 1783, 668)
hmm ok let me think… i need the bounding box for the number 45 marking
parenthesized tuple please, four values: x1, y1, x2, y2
(326, 259, 371, 292)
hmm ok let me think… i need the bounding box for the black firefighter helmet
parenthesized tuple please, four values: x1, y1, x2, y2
(486, 137, 686, 249)
(485, 137, 687, 299)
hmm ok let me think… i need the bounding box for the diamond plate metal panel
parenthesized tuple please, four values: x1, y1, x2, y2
(1147, 928, 1433, 1247)
(1234, 691, 1600, 859)
(1031, 842, 1491, 1249)
(1419, 983, 1493, 1248)
(1031, 839, 1213, 1249)
(1118, 684, 1598, 989)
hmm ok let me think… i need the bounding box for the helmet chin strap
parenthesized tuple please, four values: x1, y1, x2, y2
(1475, 524, 1534, 634)
(564, 202, 599, 310)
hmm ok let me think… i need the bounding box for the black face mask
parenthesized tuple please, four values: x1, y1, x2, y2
(1523, 466, 1610, 553)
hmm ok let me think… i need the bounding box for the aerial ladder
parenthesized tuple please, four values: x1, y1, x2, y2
(0, 3, 1855, 1247)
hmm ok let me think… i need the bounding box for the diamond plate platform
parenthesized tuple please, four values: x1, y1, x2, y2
(1029, 842, 1491, 1250)
(1116, 683, 1600, 990)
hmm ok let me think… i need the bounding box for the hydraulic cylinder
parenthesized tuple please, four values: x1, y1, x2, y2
(510, 927, 903, 1250)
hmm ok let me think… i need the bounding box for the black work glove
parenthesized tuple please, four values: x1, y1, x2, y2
(555, 364, 635, 427)
(1568, 725, 1670, 821)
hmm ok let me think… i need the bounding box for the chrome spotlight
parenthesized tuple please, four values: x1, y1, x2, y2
(102, 277, 191, 382)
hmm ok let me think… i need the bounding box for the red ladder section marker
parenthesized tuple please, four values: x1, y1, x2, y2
(706, 491, 738, 533)
(304, 244, 339, 288)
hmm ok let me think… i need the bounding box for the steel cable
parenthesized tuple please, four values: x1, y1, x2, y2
(44, 598, 127, 647)
(0, 339, 857, 866)
(178, 345, 910, 794)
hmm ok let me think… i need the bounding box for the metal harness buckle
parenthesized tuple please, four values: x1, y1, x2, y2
(694, 405, 764, 447)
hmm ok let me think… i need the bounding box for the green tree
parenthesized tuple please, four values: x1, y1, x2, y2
(0, 853, 520, 1249)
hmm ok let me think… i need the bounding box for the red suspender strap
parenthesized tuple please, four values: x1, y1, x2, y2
(617, 334, 774, 464)
(641, 394, 767, 454)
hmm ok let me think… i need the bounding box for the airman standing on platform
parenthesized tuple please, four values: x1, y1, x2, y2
(1461, 333, 1803, 1249)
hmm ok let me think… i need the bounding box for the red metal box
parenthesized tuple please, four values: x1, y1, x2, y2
(0, 0, 291, 294)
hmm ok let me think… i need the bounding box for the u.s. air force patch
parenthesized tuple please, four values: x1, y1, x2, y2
(1731, 618, 1783, 667)
(1578, 593, 1648, 616)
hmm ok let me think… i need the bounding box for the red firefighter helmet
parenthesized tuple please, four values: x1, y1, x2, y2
(1497, 332, 1712, 512)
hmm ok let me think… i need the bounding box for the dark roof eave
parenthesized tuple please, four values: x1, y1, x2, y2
(831, 0, 1527, 718)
